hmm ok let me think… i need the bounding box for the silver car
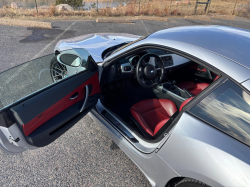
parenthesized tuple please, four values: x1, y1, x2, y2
(0, 26, 250, 187)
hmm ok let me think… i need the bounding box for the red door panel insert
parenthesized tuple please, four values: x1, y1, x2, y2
(23, 72, 100, 136)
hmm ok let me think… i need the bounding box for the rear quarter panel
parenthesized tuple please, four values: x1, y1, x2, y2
(157, 113, 250, 187)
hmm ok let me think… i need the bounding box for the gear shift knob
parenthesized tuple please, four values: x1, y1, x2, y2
(168, 80, 176, 91)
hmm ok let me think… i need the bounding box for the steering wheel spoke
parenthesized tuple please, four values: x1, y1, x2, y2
(144, 79, 153, 86)
(136, 53, 165, 88)
(156, 69, 162, 76)
(153, 76, 160, 83)
(148, 57, 156, 66)
(141, 61, 148, 68)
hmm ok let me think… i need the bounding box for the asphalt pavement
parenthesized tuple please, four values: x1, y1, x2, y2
(1, 17, 250, 186)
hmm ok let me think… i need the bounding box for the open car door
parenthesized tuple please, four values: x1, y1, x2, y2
(0, 48, 101, 154)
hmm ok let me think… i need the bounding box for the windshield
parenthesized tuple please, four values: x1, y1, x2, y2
(102, 42, 128, 60)
(102, 36, 147, 59)
(110, 36, 147, 56)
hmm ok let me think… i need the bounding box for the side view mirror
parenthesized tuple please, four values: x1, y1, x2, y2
(57, 53, 82, 67)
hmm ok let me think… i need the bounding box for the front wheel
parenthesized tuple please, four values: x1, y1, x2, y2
(175, 178, 210, 187)
(50, 56, 67, 82)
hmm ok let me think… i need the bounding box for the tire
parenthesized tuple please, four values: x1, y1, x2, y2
(50, 56, 67, 82)
(175, 178, 210, 187)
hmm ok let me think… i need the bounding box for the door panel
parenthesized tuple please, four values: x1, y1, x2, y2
(0, 48, 101, 154)
(25, 96, 99, 147)
(11, 72, 100, 136)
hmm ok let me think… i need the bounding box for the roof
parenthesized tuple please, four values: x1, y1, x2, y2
(148, 26, 250, 69)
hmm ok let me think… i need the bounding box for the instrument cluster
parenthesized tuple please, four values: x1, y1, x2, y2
(129, 55, 140, 66)
(128, 54, 174, 69)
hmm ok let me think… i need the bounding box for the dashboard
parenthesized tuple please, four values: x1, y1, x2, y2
(121, 54, 190, 72)
(111, 49, 191, 81)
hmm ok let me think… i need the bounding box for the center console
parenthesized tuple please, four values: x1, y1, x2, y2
(153, 81, 192, 108)
(161, 82, 192, 99)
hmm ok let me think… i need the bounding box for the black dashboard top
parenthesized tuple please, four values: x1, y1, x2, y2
(109, 48, 191, 82)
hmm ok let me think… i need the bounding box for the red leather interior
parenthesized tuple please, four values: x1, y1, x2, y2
(188, 64, 207, 72)
(214, 75, 220, 81)
(177, 81, 197, 90)
(131, 99, 177, 136)
(23, 73, 100, 136)
(179, 97, 194, 112)
(177, 81, 209, 96)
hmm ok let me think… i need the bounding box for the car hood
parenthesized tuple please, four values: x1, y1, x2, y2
(54, 33, 141, 62)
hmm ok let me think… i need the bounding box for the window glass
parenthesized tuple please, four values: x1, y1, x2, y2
(59, 54, 81, 67)
(190, 80, 250, 146)
(111, 36, 146, 55)
(0, 48, 90, 109)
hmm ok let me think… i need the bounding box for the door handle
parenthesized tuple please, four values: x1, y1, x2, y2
(70, 92, 79, 100)
(80, 85, 89, 113)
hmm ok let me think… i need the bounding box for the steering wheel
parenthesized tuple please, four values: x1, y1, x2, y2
(136, 53, 165, 88)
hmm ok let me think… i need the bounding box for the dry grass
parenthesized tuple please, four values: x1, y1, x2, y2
(236, 2, 250, 18)
(0, 0, 250, 20)
(48, 6, 56, 17)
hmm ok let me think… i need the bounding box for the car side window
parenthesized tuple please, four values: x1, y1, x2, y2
(189, 80, 250, 146)
(0, 48, 90, 109)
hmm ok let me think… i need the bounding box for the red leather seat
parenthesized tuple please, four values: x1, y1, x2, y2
(177, 81, 209, 96)
(179, 97, 194, 111)
(130, 99, 177, 136)
(214, 75, 220, 81)
(131, 97, 195, 137)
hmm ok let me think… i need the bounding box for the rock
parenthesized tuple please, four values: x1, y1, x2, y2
(11, 2, 22, 9)
(56, 4, 73, 12)
(59, 6, 67, 11)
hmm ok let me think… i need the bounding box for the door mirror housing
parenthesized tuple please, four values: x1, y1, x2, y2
(57, 53, 82, 67)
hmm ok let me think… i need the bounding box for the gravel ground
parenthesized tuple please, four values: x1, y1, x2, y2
(0, 17, 250, 186)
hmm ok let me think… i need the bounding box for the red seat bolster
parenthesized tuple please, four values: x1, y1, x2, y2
(158, 99, 177, 116)
(179, 97, 194, 112)
(131, 108, 155, 136)
(131, 99, 177, 136)
(177, 81, 209, 96)
(196, 83, 209, 90)
(154, 119, 170, 135)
